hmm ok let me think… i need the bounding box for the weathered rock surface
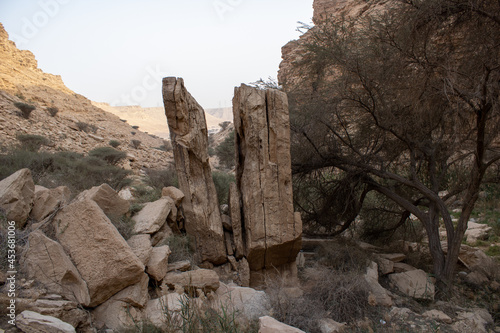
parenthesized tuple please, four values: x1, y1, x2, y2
(133, 197, 174, 234)
(228, 182, 245, 259)
(127, 234, 153, 265)
(318, 318, 346, 333)
(233, 85, 302, 271)
(389, 269, 435, 300)
(145, 293, 184, 327)
(30, 186, 71, 221)
(75, 183, 129, 217)
(465, 221, 493, 243)
(146, 245, 171, 281)
(161, 186, 184, 206)
(16, 310, 76, 333)
(422, 309, 453, 324)
(54, 199, 145, 307)
(92, 299, 143, 331)
(364, 261, 392, 307)
(164, 269, 220, 293)
(112, 272, 150, 308)
(258, 316, 305, 333)
(215, 283, 270, 324)
(162, 77, 226, 265)
(22, 231, 90, 306)
(0, 168, 34, 227)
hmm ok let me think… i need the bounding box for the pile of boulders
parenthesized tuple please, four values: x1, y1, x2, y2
(0, 168, 277, 332)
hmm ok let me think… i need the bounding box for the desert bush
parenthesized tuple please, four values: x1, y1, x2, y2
(0, 149, 131, 193)
(16, 134, 51, 152)
(132, 125, 139, 130)
(88, 147, 126, 165)
(132, 184, 161, 205)
(145, 166, 178, 190)
(109, 139, 121, 148)
(76, 121, 97, 133)
(131, 131, 136, 135)
(131, 139, 141, 149)
(14, 102, 35, 119)
(267, 265, 369, 331)
(47, 107, 59, 117)
(215, 130, 235, 170)
(108, 214, 135, 240)
(315, 239, 371, 273)
(212, 171, 235, 205)
(158, 140, 173, 152)
(219, 121, 231, 131)
(166, 234, 194, 263)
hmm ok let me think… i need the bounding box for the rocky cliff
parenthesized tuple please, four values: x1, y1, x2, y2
(0, 23, 171, 170)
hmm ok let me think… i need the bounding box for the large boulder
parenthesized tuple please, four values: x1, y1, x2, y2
(258, 316, 305, 333)
(146, 245, 171, 281)
(163, 269, 220, 293)
(30, 186, 71, 221)
(22, 231, 90, 306)
(162, 77, 226, 265)
(364, 261, 392, 307)
(16, 310, 76, 333)
(54, 199, 145, 307)
(0, 168, 34, 227)
(75, 183, 129, 217)
(233, 85, 302, 271)
(161, 186, 184, 206)
(133, 197, 174, 234)
(215, 283, 270, 324)
(127, 234, 153, 265)
(465, 221, 492, 243)
(388, 269, 435, 300)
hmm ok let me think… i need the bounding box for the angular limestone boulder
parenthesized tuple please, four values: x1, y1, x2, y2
(75, 183, 129, 217)
(22, 231, 91, 306)
(162, 77, 226, 265)
(16, 310, 76, 333)
(465, 221, 493, 243)
(388, 269, 434, 300)
(215, 283, 270, 323)
(0, 168, 34, 227)
(364, 261, 392, 307)
(133, 197, 174, 234)
(161, 186, 184, 206)
(92, 299, 143, 331)
(54, 199, 145, 307)
(233, 85, 302, 270)
(164, 269, 220, 293)
(111, 272, 150, 308)
(258, 316, 305, 333)
(146, 245, 171, 281)
(31, 185, 71, 221)
(127, 234, 153, 265)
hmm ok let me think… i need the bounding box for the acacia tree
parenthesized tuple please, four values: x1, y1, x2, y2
(286, 0, 500, 287)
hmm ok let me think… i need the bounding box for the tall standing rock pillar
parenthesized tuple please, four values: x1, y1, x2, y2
(162, 77, 226, 265)
(233, 84, 302, 271)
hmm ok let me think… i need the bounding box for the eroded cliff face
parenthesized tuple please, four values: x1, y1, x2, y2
(0, 23, 171, 169)
(278, 0, 389, 92)
(0, 23, 73, 95)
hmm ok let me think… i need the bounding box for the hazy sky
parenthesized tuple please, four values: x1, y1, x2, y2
(0, 0, 313, 109)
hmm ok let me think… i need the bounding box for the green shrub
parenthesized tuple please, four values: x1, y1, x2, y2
(215, 130, 235, 170)
(76, 121, 98, 133)
(14, 102, 36, 119)
(219, 121, 231, 131)
(109, 140, 121, 148)
(212, 171, 235, 205)
(0, 149, 132, 193)
(88, 147, 127, 165)
(145, 166, 178, 190)
(16, 134, 51, 152)
(131, 139, 141, 149)
(47, 107, 59, 117)
(108, 214, 135, 240)
(132, 184, 161, 204)
(167, 234, 194, 263)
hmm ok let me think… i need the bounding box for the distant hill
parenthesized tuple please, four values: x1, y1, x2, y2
(93, 103, 227, 139)
(0, 23, 172, 170)
(205, 107, 233, 122)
